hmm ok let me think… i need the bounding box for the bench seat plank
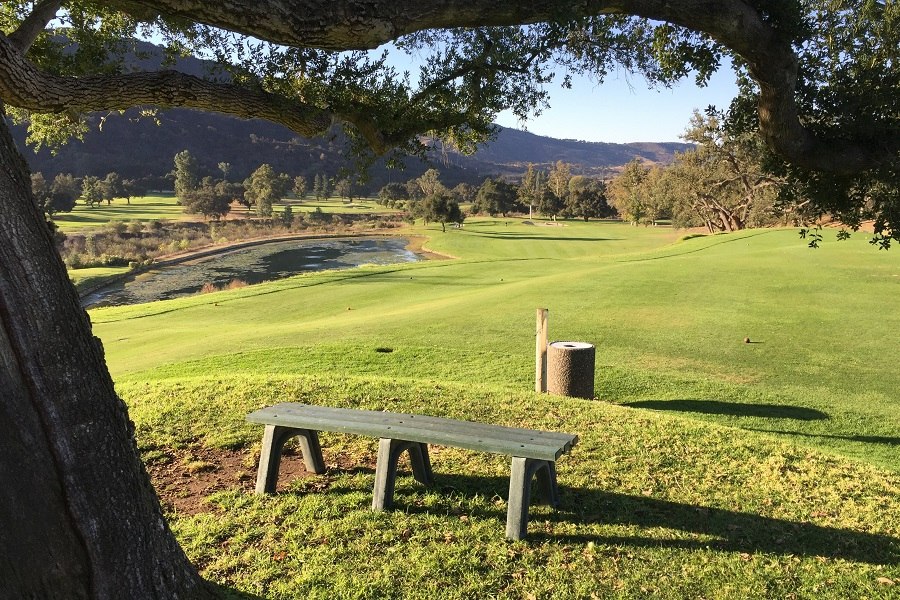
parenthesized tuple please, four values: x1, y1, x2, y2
(248, 403, 577, 446)
(247, 402, 577, 461)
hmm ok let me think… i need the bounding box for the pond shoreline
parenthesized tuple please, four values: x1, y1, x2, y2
(77, 232, 451, 304)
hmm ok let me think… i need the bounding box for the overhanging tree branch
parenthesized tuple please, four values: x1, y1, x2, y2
(0, 34, 334, 138)
(8, 0, 62, 52)
(105, 0, 899, 174)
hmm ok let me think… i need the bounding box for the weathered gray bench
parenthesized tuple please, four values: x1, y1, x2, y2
(246, 402, 578, 540)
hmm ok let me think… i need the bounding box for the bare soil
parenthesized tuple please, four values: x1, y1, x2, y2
(146, 446, 312, 515)
(147, 445, 380, 515)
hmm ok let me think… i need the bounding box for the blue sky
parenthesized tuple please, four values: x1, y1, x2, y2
(494, 63, 739, 144)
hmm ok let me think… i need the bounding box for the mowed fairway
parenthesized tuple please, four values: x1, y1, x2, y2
(53, 193, 184, 231)
(97, 221, 900, 469)
(92, 220, 900, 598)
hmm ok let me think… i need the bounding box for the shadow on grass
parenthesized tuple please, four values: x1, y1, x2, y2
(383, 472, 898, 565)
(205, 581, 266, 599)
(465, 231, 620, 242)
(545, 488, 899, 565)
(748, 428, 900, 446)
(623, 399, 829, 421)
(55, 213, 97, 223)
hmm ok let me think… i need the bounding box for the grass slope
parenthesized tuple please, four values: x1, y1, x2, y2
(98, 221, 900, 469)
(90, 219, 900, 597)
(122, 374, 900, 599)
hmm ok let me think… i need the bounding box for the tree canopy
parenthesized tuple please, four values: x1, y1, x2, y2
(1, 1, 897, 240)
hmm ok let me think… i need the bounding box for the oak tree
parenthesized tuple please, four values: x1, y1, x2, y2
(607, 158, 651, 225)
(1, 1, 897, 597)
(475, 177, 519, 217)
(665, 109, 785, 232)
(565, 175, 613, 221)
(243, 163, 282, 217)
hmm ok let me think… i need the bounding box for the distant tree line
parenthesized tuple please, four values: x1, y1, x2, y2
(377, 111, 815, 233)
(377, 162, 615, 224)
(376, 169, 465, 231)
(31, 171, 149, 217)
(39, 118, 798, 236)
(171, 149, 365, 223)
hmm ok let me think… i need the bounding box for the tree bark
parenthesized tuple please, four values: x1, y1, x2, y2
(0, 115, 210, 598)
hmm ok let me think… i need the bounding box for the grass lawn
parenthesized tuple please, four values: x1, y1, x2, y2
(53, 194, 397, 233)
(278, 197, 401, 215)
(53, 193, 185, 231)
(68, 265, 131, 292)
(92, 219, 900, 598)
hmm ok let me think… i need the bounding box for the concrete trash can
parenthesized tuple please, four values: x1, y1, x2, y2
(547, 341, 595, 399)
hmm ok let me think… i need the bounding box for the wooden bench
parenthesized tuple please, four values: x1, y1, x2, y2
(246, 402, 578, 540)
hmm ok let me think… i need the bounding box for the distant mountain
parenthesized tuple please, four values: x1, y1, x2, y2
(444, 127, 692, 178)
(11, 40, 693, 193)
(12, 109, 692, 193)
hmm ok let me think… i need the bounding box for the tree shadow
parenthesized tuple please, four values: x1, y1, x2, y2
(389, 473, 898, 565)
(466, 231, 620, 242)
(747, 428, 900, 446)
(205, 581, 267, 599)
(623, 399, 829, 421)
(545, 488, 898, 565)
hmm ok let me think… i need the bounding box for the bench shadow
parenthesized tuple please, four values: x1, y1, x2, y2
(623, 399, 829, 421)
(387, 473, 898, 565)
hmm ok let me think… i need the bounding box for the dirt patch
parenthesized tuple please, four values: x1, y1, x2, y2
(146, 446, 314, 515)
(405, 235, 455, 260)
(146, 446, 380, 515)
(819, 217, 876, 233)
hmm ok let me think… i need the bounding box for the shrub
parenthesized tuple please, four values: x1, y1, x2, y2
(65, 253, 84, 269)
(108, 222, 128, 237)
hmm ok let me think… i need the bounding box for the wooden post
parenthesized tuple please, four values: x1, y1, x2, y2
(535, 308, 549, 393)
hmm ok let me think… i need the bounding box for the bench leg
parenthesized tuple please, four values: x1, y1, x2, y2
(372, 438, 433, 511)
(408, 442, 433, 486)
(536, 461, 560, 508)
(506, 457, 558, 540)
(255, 425, 326, 494)
(296, 429, 326, 475)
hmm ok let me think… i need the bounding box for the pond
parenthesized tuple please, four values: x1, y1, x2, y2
(82, 237, 420, 308)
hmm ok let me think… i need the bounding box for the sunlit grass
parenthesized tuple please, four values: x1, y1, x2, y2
(68, 265, 131, 291)
(53, 194, 399, 233)
(90, 219, 900, 597)
(121, 374, 900, 599)
(97, 222, 900, 469)
(53, 193, 185, 231)
(280, 197, 401, 214)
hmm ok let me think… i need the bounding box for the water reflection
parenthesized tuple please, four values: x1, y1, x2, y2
(83, 237, 419, 308)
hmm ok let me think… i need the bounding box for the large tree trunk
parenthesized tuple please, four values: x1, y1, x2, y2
(0, 115, 209, 598)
